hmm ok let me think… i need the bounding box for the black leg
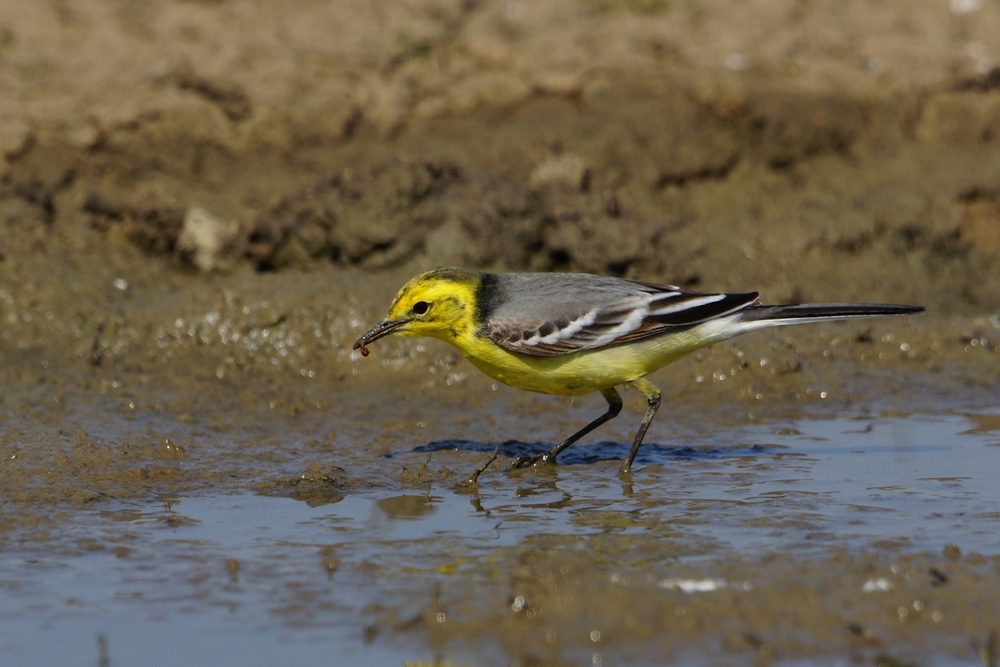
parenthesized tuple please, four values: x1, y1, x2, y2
(619, 378, 661, 475)
(506, 388, 623, 470)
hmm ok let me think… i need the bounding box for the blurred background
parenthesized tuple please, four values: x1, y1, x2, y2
(2, 0, 999, 315)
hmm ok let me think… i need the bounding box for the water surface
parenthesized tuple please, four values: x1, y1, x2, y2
(2, 411, 998, 665)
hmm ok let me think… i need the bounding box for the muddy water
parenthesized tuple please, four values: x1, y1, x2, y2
(1, 321, 999, 666)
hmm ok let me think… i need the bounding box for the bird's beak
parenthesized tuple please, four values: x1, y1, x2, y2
(352, 318, 409, 351)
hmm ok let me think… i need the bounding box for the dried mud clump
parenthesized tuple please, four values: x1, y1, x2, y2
(248, 159, 464, 270)
(243, 151, 685, 277)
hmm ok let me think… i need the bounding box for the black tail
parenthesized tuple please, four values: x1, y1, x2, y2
(740, 303, 924, 324)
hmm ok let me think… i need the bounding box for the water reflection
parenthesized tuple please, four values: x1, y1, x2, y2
(377, 494, 436, 519)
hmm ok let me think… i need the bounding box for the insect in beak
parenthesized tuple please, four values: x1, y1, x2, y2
(352, 318, 409, 356)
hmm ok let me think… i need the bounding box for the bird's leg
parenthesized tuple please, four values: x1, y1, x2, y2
(506, 388, 623, 470)
(619, 378, 661, 476)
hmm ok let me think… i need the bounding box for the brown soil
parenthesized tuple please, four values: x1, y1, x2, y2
(3, 0, 1000, 310)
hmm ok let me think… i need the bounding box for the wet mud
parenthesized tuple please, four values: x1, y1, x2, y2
(2, 0, 1000, 665)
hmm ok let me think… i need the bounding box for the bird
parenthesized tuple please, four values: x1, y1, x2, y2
(353, 267, 923, 475)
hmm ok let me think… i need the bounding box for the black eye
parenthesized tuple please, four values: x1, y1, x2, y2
(412, 301, 430, 315)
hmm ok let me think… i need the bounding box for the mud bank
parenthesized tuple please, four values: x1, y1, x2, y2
(2, 1, 1000, 315)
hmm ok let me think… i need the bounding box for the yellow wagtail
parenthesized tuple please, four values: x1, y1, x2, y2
(354, 268, 923, 474)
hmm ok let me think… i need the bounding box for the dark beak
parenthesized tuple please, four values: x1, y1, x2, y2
(353, 318, 409, 350)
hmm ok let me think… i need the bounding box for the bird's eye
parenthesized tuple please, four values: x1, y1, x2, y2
(412, 301, 430, 315)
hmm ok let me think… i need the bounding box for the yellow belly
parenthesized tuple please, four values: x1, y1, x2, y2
(451, 329, 711, 396)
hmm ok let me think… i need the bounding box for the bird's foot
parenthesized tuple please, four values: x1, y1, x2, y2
(505, 452, 556, 471)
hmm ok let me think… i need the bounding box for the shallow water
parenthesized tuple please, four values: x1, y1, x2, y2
(2, 410, 999, 665)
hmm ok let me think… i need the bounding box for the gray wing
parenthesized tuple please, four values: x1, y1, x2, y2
(484, 273, 759, 357)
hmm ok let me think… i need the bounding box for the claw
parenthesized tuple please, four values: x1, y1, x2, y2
(505, 454, 545, 471)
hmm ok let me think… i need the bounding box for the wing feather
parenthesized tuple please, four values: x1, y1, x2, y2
(483, 273, 759, 357)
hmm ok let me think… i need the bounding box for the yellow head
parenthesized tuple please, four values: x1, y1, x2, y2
(353, 267, 482, 353)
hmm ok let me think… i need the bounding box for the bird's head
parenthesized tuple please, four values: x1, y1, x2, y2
(353, 267, 481, 354)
